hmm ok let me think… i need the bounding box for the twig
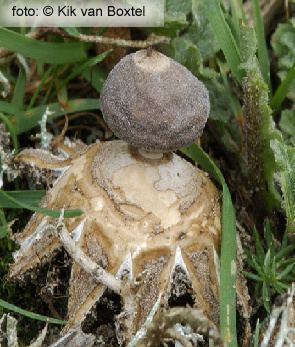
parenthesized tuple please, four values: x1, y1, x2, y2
(76, 33, 170, 48)
(56, 217, 121, 294)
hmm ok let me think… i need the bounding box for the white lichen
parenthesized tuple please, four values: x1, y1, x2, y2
(261, 283, 295, 347)
(36, 107, 55, 150)
(0, 124, 19, 188)
(0, 314, 47, 347)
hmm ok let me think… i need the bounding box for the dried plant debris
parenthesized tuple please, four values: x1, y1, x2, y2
(9, 139, 221, 345)
(260, 284, 295, 347)
(0, 314, 47, 347)
(48, 325, 95, 347)
(130, 307, 222, 347)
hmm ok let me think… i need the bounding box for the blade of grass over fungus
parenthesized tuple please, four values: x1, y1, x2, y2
(271, 63, 295, 112)
(8, 98, 99, 134)
(0, 190, 45, 208)
(0, 190, 83, 218)
(251, 0, 271, 89)
(181, 144, 237, 347)
(0, 28, 86, 64)
(0, 299, 67, 325)
(204, 0, 243, 84)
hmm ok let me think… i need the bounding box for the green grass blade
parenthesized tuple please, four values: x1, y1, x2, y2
(205, 0, 243, 84)
(271, 63, 295, 112)
(253, 227, 265, 263)
(28, 65, 55, 109)
(281, 170, 295, 233)
(0, 190, 45, 208)
(263, 249, 271, 269)
(0, 28, 86, 64)
(271, 140, 295, 233)
(264, 220, 275, 256)
(251, 0, 271, 89)
(219, 186, 237, 347)
(274, 282, 289, 292)
(244, 250, 259, 270)
(82, 65, 107, 93)
(278, 257, 295, 269)
(229, 0, 244, 38)
(243, 271, 263, 282)
(0, 101, 21, 116)
(0, 209, 7, 239)
(62, 50, 112, 87)
(0, 190, 83, 218)
(0, 208, 6, 224)
(253, 319, 260, 347)
(12, 67, 26, 109)
(262, 282, 271, 312)
(0, 299, 67, 325)
(276, 245, 295, 261)
(0, 225, 8, 238)
(181, 144, 237, 347)
(277, 263, 295, 280)
(7, 98, 99, 134)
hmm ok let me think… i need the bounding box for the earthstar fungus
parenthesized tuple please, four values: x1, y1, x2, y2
(10, 49, 221, 345)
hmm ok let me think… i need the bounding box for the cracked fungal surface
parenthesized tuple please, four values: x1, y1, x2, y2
(10, 139, 221, 344)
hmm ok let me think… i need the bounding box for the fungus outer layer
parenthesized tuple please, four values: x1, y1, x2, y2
(101, 49, 210, 152)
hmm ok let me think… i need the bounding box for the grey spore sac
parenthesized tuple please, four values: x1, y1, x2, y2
(101, 49, 210, 152)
